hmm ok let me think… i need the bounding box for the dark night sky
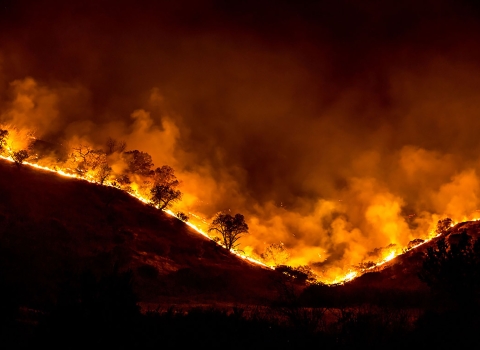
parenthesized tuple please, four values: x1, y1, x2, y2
(2, 0, 480, 278)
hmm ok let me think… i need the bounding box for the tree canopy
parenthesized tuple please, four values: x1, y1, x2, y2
(152, 165, 179, 187)
(150, 185, 182, 210)
(208, 213, 248, 251)
(123, 150, 154, 176)
(149, 165, 182, 210)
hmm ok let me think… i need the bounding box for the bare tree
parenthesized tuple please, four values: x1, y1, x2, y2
(208, 213, 248, 251)
(105, 137, 126, 155)
(148, 165, 182, 210)
(95, 163, 112, 184)
(261, 243, 290, 266)
(70, 145, 107, 175)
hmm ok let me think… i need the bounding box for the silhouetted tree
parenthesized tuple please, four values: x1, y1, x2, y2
(95, 163, 112, 184)
(70, 145, 107, 176)
(123, 150, 154, 176)
(436, 217, 453, 235)
(407, 238, 425, 250)
(208, 213, 248, 251)
(150, 184, 182, 210)
(11, 150, 28, 165)
(176, 212, 189, 222)
(152, 165, 178, 187)
(116, 174, 131, 186)
(148, 165, 182, 210)
(105, 137, 126, 155)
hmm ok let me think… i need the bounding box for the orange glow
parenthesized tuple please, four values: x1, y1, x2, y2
(1, 97, 480, 286)
(0, 147, 475, 284)
(0, 151, 270, 269)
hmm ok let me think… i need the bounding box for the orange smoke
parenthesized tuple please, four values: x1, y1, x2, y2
(2, 1, 480, 283)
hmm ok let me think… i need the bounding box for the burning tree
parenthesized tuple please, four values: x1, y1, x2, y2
(176, 212, 189, 222)
(94, 163, 113, 184)
(123, 150, 154, 176)
(208, 213, 249, 251)
(11, 150, 28, 165)
(261, 243, 290, 266)
(150, 184, 182, 210)
(152, 165, 178, 187)
(70, 145, 107, 176)
(435, 217, 454, 235)
(149, 165, 182, 210)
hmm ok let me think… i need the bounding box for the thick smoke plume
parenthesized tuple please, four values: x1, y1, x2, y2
(2, 1, 480, 281)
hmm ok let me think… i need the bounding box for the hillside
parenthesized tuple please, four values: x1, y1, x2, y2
(347, 220, 480, 291)
(0, 159, 280, 312)
(4, 158, 480, 348)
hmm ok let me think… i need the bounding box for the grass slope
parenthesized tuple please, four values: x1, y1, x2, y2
(0, 159, 278, 312)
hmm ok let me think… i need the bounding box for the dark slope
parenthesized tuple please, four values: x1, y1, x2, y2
(0, 159, 279, 311)
(347, 220, 480, 291)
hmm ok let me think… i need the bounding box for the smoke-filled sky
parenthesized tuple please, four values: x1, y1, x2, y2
(2, 0, 480, 280)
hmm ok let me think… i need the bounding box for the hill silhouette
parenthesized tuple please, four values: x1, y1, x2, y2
(0, 159, 280, 314)
(346, 220, 480, 292)
(4, 158, 480, 347)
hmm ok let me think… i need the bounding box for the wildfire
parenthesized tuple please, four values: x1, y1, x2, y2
(0, 125, 476, 286)
(329, 270, 358, 285)
(2, 150, 477, 285)
(0, 152, 269, 269)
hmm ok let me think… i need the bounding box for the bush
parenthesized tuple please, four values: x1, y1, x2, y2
(175, 212, 189, 222)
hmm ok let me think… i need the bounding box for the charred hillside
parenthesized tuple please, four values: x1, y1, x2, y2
(0, 159, 280, 311)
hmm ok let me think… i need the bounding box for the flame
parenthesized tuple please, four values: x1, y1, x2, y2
(0, 150, 467, 284)
(331, 271, 358, 285)
(1, 121, 478, 286)
(1, 151, 477, 285)
(0, 153, 269, 269)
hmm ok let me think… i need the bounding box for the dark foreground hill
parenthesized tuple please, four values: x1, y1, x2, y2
(346, 220, 480, 292)
(0, 159, 280, 312)
(3, 159, 480, 348)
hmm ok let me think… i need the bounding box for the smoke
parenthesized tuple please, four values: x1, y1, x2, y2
(2, 0, 480, 280)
